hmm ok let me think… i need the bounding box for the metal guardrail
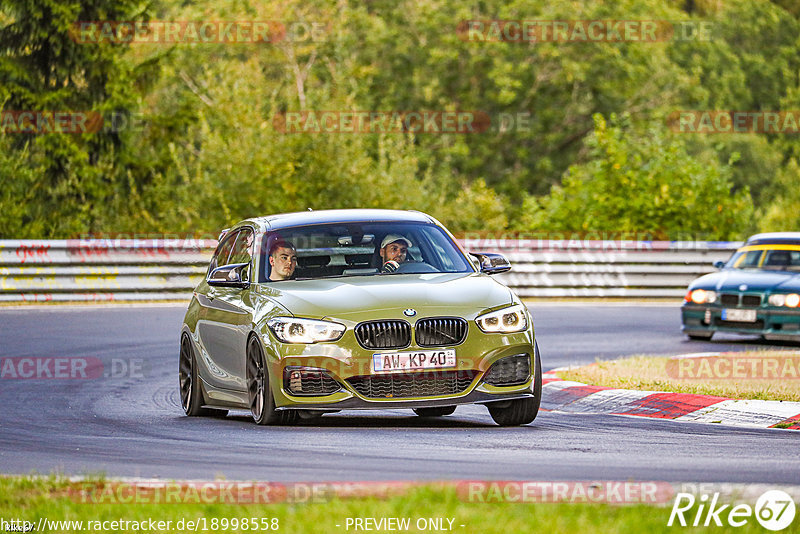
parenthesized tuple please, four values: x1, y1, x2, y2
(0, 239, 740, 303)
(473, 239, 740, 299)
(0, 240, 216, 303)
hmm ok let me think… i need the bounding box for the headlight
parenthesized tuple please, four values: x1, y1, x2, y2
(267, 317, 346, 344)
(687, 289, 716, 304)
(770, 293, 800, 308)
(476, 304, 528, 333)
(769, 294, 786, 307)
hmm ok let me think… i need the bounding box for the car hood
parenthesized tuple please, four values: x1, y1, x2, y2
(258, 272, 513, 320)
(691, 269, 800, 293)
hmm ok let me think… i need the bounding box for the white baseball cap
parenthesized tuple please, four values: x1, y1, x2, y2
(380, 234, 413, 249)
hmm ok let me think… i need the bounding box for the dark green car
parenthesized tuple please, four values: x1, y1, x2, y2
(682, 232, 800, 342)
(180, 209, 541, 426)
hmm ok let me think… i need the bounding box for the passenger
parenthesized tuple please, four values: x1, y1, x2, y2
(379, 234, 412, 273)
(268, 240, 297, 281)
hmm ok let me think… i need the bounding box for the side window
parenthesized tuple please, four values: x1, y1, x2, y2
(228, 229, 254, 282)
(208, 230, 239, 274)
(229, 229, 254, 265)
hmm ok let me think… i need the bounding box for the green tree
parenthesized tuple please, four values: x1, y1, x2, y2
(0, 0, 155, 237)
(758, 158, 800, 231)
(521, 114, 754, 240)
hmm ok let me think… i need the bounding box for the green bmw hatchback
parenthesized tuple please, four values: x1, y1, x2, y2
(180, 209, 541, 426)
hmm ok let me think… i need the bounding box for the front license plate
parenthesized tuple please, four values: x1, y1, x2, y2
(722, 308, 757, 322)
(372, 349, 457, 374)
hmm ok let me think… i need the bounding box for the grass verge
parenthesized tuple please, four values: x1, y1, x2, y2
(555, 352, 800, 402)
(0, 476, 781, 534)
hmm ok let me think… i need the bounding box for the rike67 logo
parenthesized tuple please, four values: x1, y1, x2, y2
(668, 490, 796, 531)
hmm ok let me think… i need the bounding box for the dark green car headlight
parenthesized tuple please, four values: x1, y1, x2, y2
(267, 317, 346, 343)
(475, 304, 528, 333)
(768, 293, 800, 307)
(686, 288, 717, 304)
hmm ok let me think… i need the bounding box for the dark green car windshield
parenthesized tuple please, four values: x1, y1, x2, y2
(725, 246, 800, 271)
(259, 222, 475, 282)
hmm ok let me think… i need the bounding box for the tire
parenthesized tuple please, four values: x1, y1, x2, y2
(688, 333, 713, 341)
(487, 342, 542, 426)
(179, 335, 228, 417)
(246, 335, 297, 425)
(413, 406, 456, 417)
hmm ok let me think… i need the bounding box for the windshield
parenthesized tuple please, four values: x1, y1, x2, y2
(259, 222, 474, 282)
(725, 247, 800, 272)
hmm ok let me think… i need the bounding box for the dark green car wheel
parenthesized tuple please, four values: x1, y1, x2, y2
(487, 341, 542, 426)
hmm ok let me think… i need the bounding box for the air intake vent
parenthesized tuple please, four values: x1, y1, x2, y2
(720, 294, 739, 306)
(415, 317, 468, 347)
(354, 320, 411, 349)
(347, 370, 478, 399)
(484, 354, 531, 387)
(283, 367, 341, 396)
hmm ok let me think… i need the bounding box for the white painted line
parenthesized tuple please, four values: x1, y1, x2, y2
(524, 300, 680, 307)
(675, 399, 800, 428)
(670, 351, 800, 360)
(542, 380, 593, 392)
(0, 303, 186, 311)
(552, 388, 656, 414)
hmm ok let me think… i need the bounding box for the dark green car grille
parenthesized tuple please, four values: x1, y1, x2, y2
(355, 320, 411, 349)
(721, 293, 763, 307)
(742, 295, 762, 307)
(347, 370, 478, 399)
(415, 318, 468, 347)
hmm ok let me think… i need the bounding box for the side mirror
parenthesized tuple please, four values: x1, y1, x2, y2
(207, 262, 251, 288)
(713, 261, 725, 270)
(469, 252, 511, 275)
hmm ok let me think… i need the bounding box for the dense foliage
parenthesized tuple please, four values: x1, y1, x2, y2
(1, 0, 798, 238)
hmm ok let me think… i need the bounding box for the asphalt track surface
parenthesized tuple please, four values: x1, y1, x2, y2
(1, 304, 798, 483)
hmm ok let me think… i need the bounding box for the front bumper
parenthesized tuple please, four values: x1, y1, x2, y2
(681, 303, 800, 340)
(262, 326, 537, 409)
(275, 388, 535, 411)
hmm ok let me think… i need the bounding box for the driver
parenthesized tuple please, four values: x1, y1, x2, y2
(379, 234, 412, 273)
(268, 240, 297, 281)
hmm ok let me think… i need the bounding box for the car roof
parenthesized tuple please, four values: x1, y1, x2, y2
(239, 209, 438, 232)
(745, 232, 800, 246)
